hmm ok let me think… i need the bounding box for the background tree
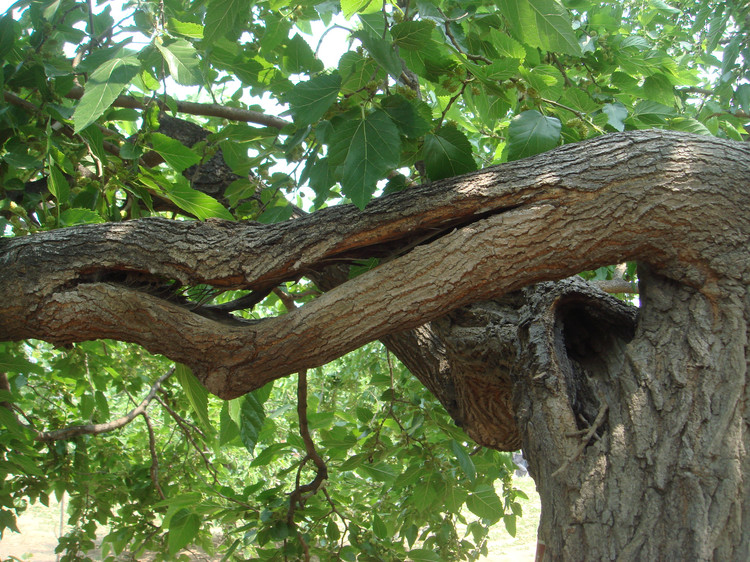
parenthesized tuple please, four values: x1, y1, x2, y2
(1, 0, 749, 560)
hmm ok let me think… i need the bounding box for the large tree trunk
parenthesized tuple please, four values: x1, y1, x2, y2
(509, 269, 748, 560)
(397, 270, 748, 560)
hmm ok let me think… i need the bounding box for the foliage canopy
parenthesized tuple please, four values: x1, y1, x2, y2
(0, 0, 748, 559)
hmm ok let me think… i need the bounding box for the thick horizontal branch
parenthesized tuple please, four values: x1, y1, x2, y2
(1, 131, 748, 398)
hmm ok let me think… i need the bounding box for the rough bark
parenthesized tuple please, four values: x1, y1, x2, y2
(2, 129, 750, 559)
(505, 269, 749, 560)
(1, 130, 747, 401)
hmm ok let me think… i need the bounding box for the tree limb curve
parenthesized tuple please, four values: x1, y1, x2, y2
(1, 130, 748, 399)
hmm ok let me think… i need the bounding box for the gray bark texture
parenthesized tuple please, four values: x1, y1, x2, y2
(1, 129, 749, 560)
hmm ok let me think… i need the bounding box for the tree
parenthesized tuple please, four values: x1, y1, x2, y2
(1, 0, 749, 560)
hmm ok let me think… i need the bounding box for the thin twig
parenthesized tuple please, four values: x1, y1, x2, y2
(155, 393, 219, 482)
(552, 402, 609, 478)
(64, 87, 290, 129)
(142, 411, 166, 500)
(35, 367, 175, 441)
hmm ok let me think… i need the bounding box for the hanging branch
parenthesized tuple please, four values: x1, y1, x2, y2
(142, 411, 166, 500)
(155, 392, 219, 482)
(34, 367, 175, 442)
(281, 291, 329, 554)
(287, 369, 329, 561)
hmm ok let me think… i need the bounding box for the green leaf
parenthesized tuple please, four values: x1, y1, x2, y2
(0, 14, 16, 59)
(72, 54, 141, 132)
(503, 513, 517, 537)
(204, 0, 245, 43)
(155, 38, 203, 86)
(668, 117, 712, 135)
(489, 29, 527, 60)
(602, 102, 628, 132)
(79, 126, 108, 166)
(329, 110, 401, 209)
(162, 176, 234, 220)
(499, 0, 581, 56)
(466, 484, 503, 523)
(450, 440, 477, 483)
(257, 200, 294, 224)
(381, 94, 432, 138)
(283, 34, 323, 74)
(0, 350, 44, 375)
(168, 508, 201, 555)
(422, 124, 477, 181)
(151, 132, 201, 172)
(287, 72, 341, 125)
(356, 461, 398, 483)
(642, 74, 675, 106)
(326, 520, 341, 542)
(218, 141, 254, 177)
(354, 29, 402, 80)
(632, 100, 677, 121)
(59, 208, 104, 226)
(391, 21, 434, 50)
(339, 51, 384, 95)
(408, 549, 441, 561)
(167, 18, 204, 39)
(175, 364, 212, 432)
(47, 162, 70, 202)
(736, 84, 750, 113)
(410, 471, 442, 513)
(250, 443, 291, 467)
(7, 452, 43, 475)
(239, 392, 266, 454)
(341, 0, 379, 19)
(506, 110, 561, 161)
(650, 0, 681, 15)
(0, 409, 28, 440)
(372, 513, 388, 540)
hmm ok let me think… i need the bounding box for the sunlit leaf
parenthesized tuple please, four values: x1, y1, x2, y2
(155, 38, 203, 86)
(175, 364, 212, 432)
(59, 208, 105, 226)
(151, 132, 201, 172)
(287, 72, 342, 125)
(73, 54, 140, 132)
(47, 162, 69, 203)
(499, 0, 582, 56)
(162, 176, 234, 220)
(341, 0, 379, 19)
(466, 484, 503, 523)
